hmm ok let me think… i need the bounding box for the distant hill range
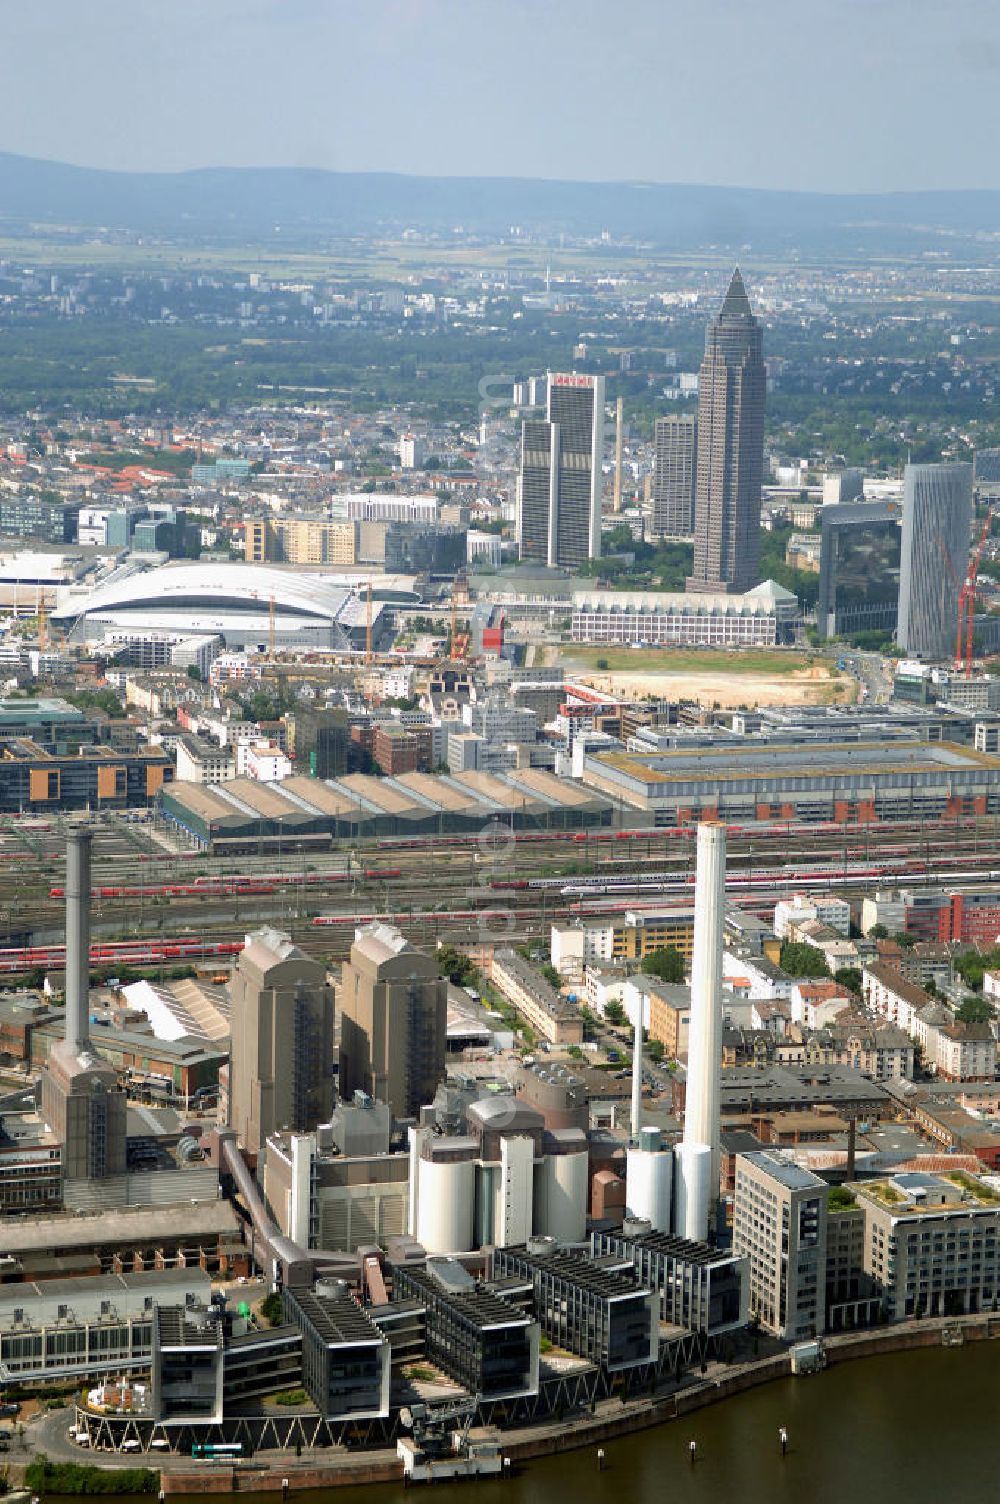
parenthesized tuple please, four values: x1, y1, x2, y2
(0, 152, 998, 253)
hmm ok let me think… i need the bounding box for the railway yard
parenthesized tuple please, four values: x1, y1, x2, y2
(0, 809, 998, 974)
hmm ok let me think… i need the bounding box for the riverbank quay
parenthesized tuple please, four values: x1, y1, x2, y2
(13, 1311, 1000, 1496)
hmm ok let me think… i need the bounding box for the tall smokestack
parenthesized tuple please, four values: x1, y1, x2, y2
(65, 828, 92, 1055)
(682, 822, 726, 1224)
(630, 1009, 643, 1142)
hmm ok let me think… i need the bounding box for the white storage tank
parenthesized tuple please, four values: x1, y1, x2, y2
(626, 1128, 673, 1233)
(416, 1151, 475, 1255)
(534, 1147, 588, 1243)
(673, 1141, 711, 1242)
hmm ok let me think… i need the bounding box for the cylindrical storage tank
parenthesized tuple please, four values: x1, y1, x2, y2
(416, 1154, 475, 1254)
(315, 1277, 350, 1300)
(622, 1215, 652, 1239)
(673, 1141, 712, 1242)
(536, 1151, 588, 1243)
(626, 1146, 673, 1233)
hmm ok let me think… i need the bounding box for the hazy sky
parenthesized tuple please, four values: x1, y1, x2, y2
(2, 0, 999, 191)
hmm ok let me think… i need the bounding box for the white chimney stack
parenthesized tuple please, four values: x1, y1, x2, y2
(679, 820, 726, 1238)
(630, 1010, 643, 1142)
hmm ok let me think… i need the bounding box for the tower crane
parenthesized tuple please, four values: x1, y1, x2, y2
(956, 503, 994, 677)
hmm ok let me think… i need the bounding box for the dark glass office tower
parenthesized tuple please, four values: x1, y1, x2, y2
(687, 270, 765, 594)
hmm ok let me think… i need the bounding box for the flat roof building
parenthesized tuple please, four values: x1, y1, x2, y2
(583, 739, 1000, 826)
(853, 1171, 1000, 1321)
(492, 1240, 658, 1372)
(593, 1226, 747, 1336)
(283, 1283, 390, 1420)
(733, 1151, 828, 1341)
(392, 1257, 539, 1401)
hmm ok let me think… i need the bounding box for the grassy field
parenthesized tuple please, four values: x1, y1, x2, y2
(564, 646, 822, 676)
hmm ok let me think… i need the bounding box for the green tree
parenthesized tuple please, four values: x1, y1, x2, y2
(604, 999, 626, 1027)
(260, 1291, 284, 1325)
(957, 995, 995, 1024)
(780, 941, 829, 978)
(540, 963, 562, 990)
(646, 1038, 665, 1064)
(834, 967, 862, 996)
(436, 945, 476, 988)
(868, 923, 889, 940)
(643, 946, 686, 984)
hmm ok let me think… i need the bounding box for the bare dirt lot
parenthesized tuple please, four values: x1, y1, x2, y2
(556, 648, 854, 708)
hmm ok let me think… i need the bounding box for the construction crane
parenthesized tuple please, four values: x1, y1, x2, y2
(365, 580, 373, 665)
(956, 503, 994, 677)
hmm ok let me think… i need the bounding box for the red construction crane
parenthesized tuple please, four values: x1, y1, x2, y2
(956, 503, 995, 677)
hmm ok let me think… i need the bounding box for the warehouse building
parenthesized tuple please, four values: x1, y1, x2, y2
(0, 1201, 243, 1283)
(582, 740, 1000, 825)
(160, 766, 611, 851)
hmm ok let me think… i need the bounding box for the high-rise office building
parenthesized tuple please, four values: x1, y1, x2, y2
(817, 500, 902, 639)
(228, 927, 334, 1156)
(733, 1151, 828, 1341)
(338, 923, 447, 1120)
(897, 462, 973, 659)
(518, 373, 605, 569)
(652, 415, 697, 537)
(688, 270, 765, 594)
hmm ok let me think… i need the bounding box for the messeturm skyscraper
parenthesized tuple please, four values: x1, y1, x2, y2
(687, 269, 765, 594)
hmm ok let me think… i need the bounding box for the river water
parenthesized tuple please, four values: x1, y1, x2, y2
(319, 1342, 998, 1504)
(92, 1342, 1000, 1504)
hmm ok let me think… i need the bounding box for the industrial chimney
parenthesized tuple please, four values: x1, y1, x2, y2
(630, 1010, 643, 1143)
(64, 828, 92, 1055)
(675, 821, 726, 1241)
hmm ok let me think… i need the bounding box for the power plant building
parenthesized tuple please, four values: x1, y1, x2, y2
(339, 925, 447, 1122)
(39, 829, 128, 1203)
(228, 928, 335, 1157)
